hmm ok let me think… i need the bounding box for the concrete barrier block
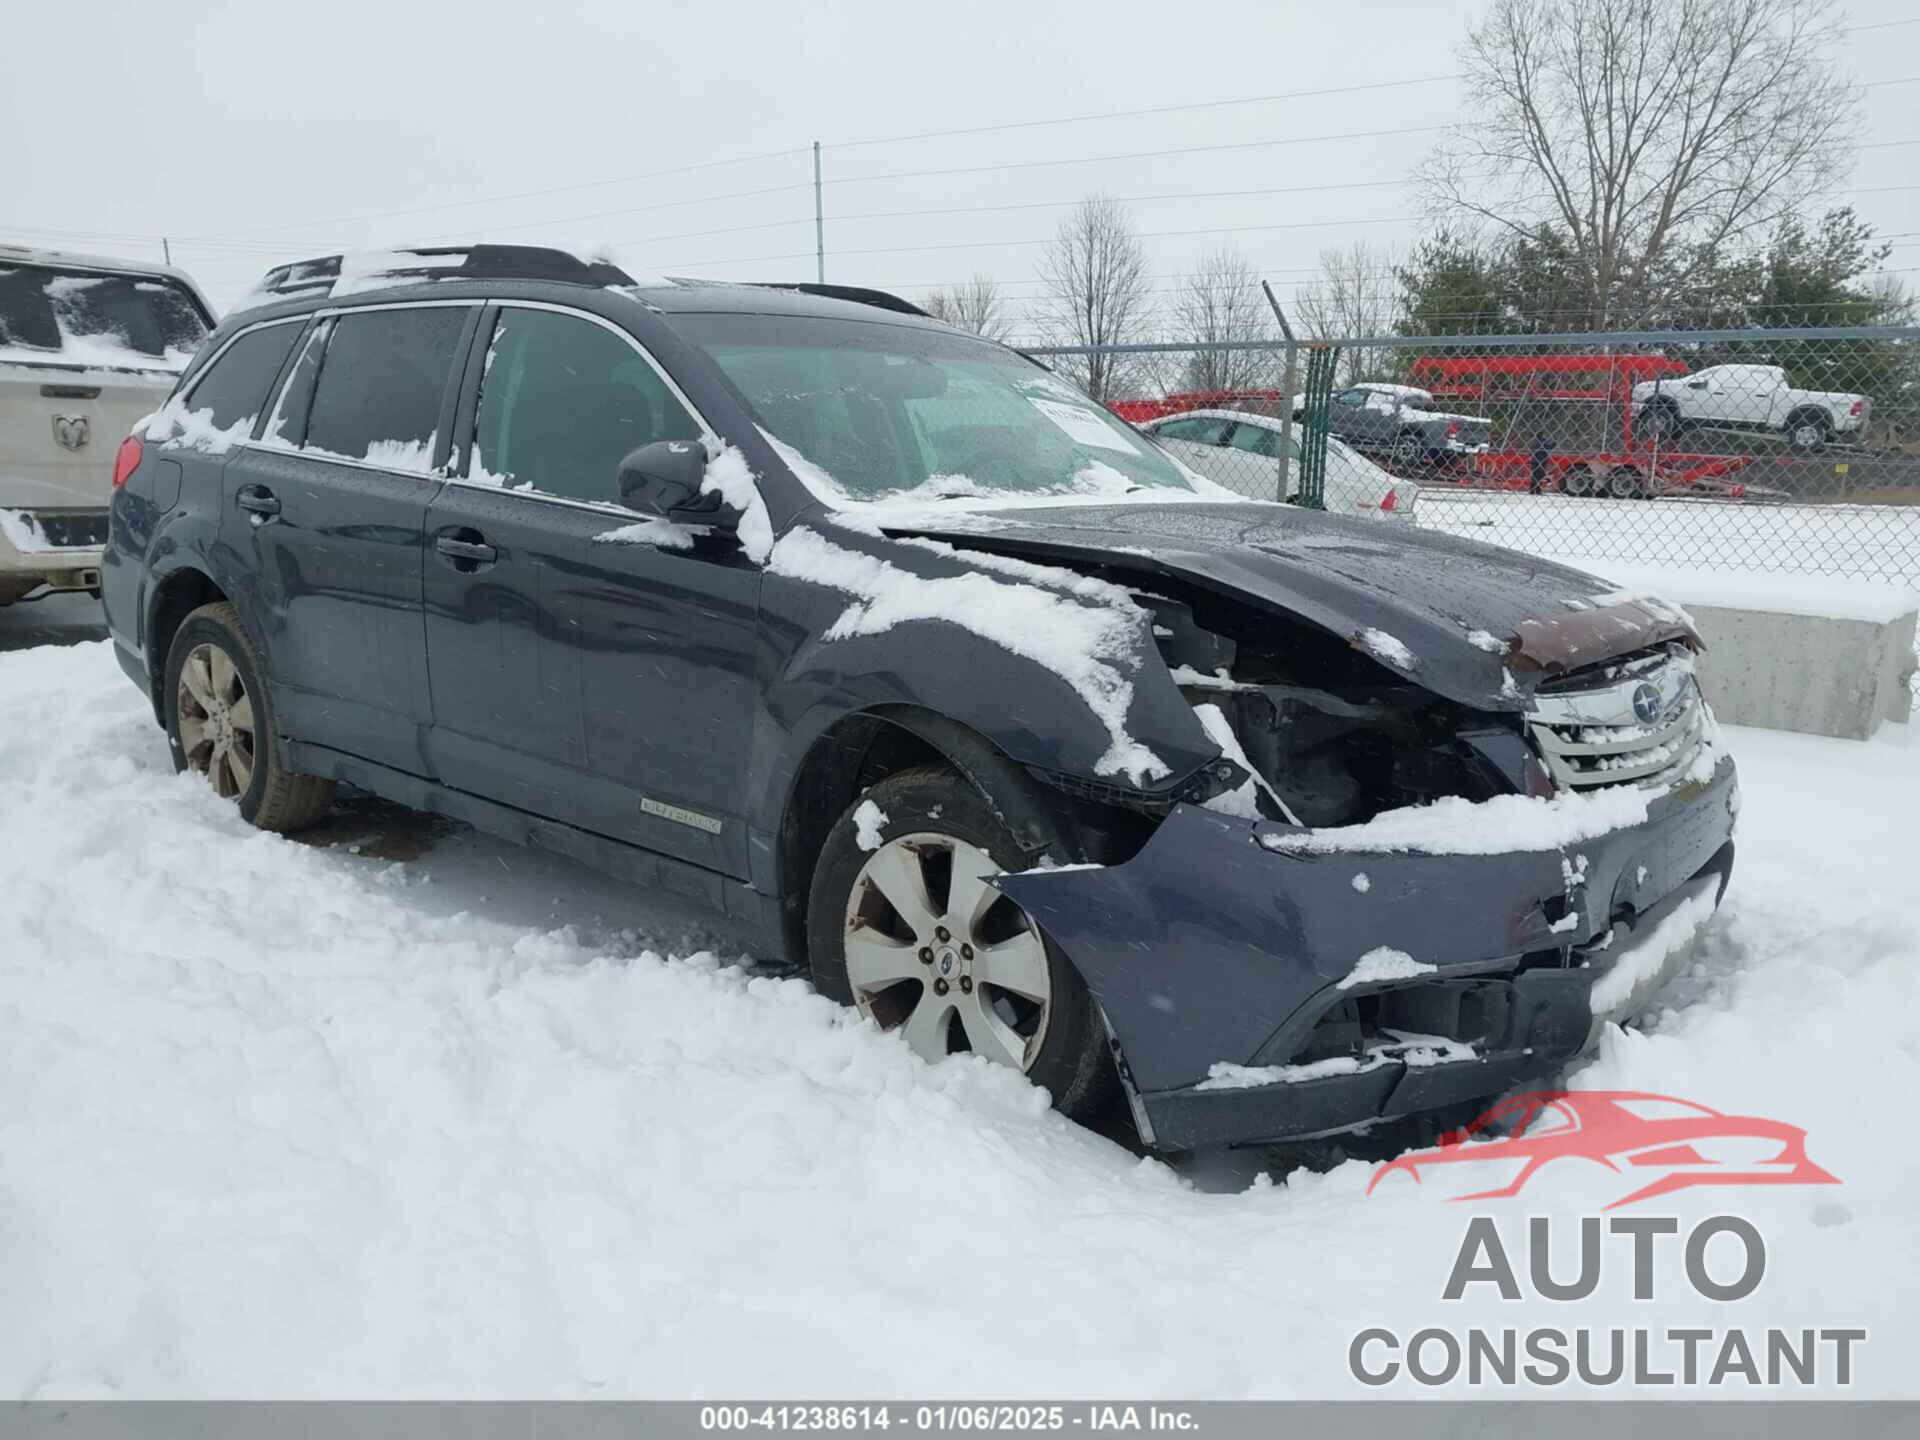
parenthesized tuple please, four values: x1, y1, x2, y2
(1684, 603, 1915, 741)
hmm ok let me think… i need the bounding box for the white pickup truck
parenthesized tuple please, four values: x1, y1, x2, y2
(1632, 363, 1869, 452)
(1, 245, 214, 605)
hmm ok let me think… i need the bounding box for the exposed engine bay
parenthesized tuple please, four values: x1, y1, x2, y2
(1137, 589, 1526, 828)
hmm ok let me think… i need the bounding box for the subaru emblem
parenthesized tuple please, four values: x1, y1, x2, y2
(1631, 681, 1663, 725)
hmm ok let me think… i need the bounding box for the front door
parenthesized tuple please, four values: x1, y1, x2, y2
(422, 303, 762, 875)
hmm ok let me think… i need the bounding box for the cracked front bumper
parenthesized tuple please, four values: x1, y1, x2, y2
(996, 755, 1738, 1149)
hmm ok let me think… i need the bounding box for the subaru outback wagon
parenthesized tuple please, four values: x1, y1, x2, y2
(104, 246, 1737, 1150)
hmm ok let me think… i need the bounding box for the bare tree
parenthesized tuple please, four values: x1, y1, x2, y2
(1168, 247, 1277, 392)
(1036, 194, 1154, 401)
(1422, 0, 1860, 327)
(923, 274, 1014, 342)
(1295, 241, 1398, 383)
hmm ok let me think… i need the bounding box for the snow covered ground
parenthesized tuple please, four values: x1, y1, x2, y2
(3, 640, 1917, 1398)
(1415, 489, 1920, 589)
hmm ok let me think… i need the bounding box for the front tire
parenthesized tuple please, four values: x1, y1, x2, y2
(806, 764, 1114, 1118)
(164, 601, 333, 832)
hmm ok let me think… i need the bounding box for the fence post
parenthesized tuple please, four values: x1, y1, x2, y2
(1297, 344, 1339, 510)
(1262, 281, 1297, 503)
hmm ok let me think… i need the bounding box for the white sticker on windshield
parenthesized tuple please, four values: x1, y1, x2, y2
(1028, 396, 1141, 456)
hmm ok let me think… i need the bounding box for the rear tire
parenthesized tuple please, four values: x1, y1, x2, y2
(163, 601, 333, 833)
(1784, 409, 1831, 453)
(806, 764, 1115, 1119)
(1562, 465, 1598, 497)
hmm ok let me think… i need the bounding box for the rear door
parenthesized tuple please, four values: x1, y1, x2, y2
(225, 302, 475, 774)
(0, 262, 209, 515)
(423, 302, 762, 874)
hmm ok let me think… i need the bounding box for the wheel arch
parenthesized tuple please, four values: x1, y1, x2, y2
(771, 703, 1085, 968)
(144, 566, 229, 723)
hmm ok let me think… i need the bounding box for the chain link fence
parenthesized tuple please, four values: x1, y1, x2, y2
(1031, 323, 1920, 591)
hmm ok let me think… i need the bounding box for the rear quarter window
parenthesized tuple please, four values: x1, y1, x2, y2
(183, 322, 306, 433)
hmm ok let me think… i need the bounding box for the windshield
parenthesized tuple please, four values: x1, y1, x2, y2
(675, 312, 1196, 502)
(0, 265, 210, 367)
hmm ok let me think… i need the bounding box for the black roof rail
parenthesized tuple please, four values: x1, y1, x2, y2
(254, 245, 635, 299)
(746, 281, 930, 318)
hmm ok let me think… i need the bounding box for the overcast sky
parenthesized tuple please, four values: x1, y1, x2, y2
(4, 0, 1915, 327)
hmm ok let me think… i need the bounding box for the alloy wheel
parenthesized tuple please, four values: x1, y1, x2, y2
(842, 832, 1053, 1072)
(177, 642, 256, 800)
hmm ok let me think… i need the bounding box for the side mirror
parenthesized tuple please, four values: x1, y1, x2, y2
(614, 445, 721, 526)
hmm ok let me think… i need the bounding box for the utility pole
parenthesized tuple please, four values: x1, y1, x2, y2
(813, 141, 825, 283)
(162, 237, 172, 266)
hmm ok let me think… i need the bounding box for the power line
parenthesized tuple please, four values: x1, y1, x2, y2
(174, 143, 811, 244)
(831, 75, 1461, 149)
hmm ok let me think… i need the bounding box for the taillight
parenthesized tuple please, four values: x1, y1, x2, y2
(1446, 420, 1461, 437)
(1850, 399, 1864, 415)
(112, 436, 143, 488)
(1380, 488, 1399, 512)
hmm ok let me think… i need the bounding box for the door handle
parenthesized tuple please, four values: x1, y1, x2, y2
(236, 485, 281, 517)
(435, 534, 498, 565)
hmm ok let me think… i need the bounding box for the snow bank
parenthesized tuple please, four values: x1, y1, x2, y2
(2, 644, 1916, 1397)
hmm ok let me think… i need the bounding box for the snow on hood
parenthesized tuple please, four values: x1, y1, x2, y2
(879, 501, 1699, 711)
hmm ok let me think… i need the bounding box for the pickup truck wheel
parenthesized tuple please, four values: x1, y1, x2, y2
(1785, 410, 1831, 453)
(164, 602, 334, 833)
(1390, 432, 1425, 470)
(1639, 400, 1684, 441)
(1562, 464, 1598, 497)
(807, 764, 1114, 1119)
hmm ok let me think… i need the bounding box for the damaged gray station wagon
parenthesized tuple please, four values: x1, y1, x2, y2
(104, 246, 1738, 1150)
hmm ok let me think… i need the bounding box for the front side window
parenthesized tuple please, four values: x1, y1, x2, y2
(0, 265, 209, 364)
(469, 308, 699, 503)
(183, 322, 304, 433)
(303, 306, 469, 471)
(677, 312, 1197, 502)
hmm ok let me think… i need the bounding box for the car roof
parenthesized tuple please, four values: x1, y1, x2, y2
(227, 245, 951, 333)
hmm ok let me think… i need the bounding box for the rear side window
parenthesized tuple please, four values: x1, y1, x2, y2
(0, 265, 209, 361)
(183, 322, 304, 433)
(1227, 423, 1279, 457)
(1155, 416, 1231, 445)
(470, 307, 699, 502)
(303, 306, 469, 471)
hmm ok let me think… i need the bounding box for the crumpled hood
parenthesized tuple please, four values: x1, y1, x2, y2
(883, 501, 1697, 711)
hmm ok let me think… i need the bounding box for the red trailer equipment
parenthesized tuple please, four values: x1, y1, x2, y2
(1404, 354, 1751, 499)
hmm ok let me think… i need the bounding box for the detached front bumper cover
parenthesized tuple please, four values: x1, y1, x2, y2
(994, 755, 1738, 1149)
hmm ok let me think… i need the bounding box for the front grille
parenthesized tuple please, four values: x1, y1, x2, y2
(1527, 654, 1705, 791)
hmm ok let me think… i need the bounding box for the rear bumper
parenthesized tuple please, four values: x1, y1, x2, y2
(0, 508, 107, 596)
(996, 755, 1739, 1150)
